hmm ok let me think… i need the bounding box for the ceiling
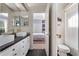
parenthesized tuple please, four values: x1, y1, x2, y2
(4, 3, 47, 12)
(4, 3, 29, 12)
(27, 3, 47, 12)
(27, 3, 47, 8)
(62, 3, 71, 8)
(4, 3, 69, 12)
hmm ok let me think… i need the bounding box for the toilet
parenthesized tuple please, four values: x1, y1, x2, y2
(57, 44, 70, 56)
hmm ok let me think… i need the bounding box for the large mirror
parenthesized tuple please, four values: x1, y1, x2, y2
(14, 16, 29, 27)
(0, 13, 8, 34)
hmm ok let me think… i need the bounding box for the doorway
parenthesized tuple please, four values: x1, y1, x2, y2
(32, 13, 46, 49)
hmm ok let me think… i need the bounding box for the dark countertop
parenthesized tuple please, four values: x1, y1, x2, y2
(0, 34, 30, 52)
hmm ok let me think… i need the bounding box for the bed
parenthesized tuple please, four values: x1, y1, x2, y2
(33, 33, 45, 40)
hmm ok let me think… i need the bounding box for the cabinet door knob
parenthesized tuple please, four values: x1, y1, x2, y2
(23, 53, 24, 55)
(12, 49, 15, 51)
(13, 53, 17, 56)
(23, 46, 24, 48)
(23, 41, 24, 43)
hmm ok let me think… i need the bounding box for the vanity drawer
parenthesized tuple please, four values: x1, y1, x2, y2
(0, 45, 14, 56)
(0, 36, 30, 56)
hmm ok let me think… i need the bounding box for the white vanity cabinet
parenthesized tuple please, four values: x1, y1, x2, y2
(22, 37, 30, 55)
(0, 36, 30, 56)
(13, 36, 30, 56)
(0, 45, 14, 56)
(12, 41, 24, 56)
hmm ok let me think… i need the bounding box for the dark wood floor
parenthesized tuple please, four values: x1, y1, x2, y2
(57, 53, 72, 56)
(26, 49, 47, 56)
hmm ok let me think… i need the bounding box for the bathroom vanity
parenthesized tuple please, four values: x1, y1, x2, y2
(0, 33, 30, 56)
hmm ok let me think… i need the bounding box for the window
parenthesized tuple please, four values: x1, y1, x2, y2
(68, 13, 78, 28)
(65, 4, 78, 51)
(0, 21, 5, 33)
(0, 13, 8, 34)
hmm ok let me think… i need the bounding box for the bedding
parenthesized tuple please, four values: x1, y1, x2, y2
(33, 33, 45, 40)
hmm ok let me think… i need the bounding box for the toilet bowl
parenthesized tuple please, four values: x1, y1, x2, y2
(57, 44, 70, 56)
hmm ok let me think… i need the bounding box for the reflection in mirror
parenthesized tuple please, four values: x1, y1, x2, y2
(68, 13, 78, 28)
(15, 16, 21, 27)
(14, 16, 29, 27)
(0, 13, 8, 34)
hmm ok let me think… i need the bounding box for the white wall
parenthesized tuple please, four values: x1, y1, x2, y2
(65, 4, 78, 56)
(44, 4, 49, 56)
(51, 3, 65, 56)
(29, 11, 33, 49)
(33, 20, 42, 33)
(55, 4, 65, 46)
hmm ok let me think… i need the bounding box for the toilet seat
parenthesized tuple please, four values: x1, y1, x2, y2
(58, 44, 70, 53)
